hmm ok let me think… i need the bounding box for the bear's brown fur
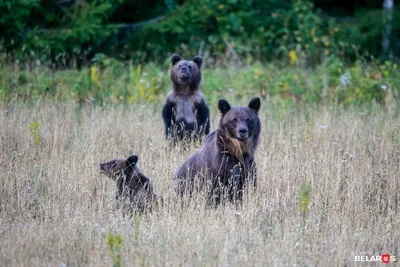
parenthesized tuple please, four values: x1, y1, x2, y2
(173, 97, 261, 204)
(162, 54, 210, 145)
(100, 155, 158, 213)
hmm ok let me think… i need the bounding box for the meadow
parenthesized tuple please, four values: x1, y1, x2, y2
(0, 61, 399, 266)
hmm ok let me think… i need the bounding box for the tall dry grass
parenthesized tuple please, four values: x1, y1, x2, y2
(0, 100, 399, 266)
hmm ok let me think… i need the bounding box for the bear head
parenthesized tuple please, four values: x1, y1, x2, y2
(218, 97, 261, 155)
(170, 54, 202, 91)
(100, 155, 139, 182)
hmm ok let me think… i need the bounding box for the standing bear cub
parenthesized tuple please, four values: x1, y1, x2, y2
(100, 155, 158, 213)
(173, 97, 261, 204)
(162, 54, 210, 144)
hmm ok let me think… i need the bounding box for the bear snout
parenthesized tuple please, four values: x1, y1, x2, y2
(100, 159, 119, 173)
(176, 121, 195, 140)
(179, 71, 190, 81)
(238, 128, 249, 140)
(180, 66, 188, 73)
(100, 163, 107, 172)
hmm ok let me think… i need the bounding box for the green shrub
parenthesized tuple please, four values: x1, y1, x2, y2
(3, 0, 393, 66)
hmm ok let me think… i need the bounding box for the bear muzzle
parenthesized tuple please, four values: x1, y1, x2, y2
(100, 159, 120, 175)
(237, 128, 249, 140)
(179, 72, 190, 82)
(100, 162, 110, 172)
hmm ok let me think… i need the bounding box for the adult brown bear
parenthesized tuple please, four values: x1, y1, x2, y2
(162, 54, 210, 145)
(100, 155, 158, 213)
(173, 97, 261, 204)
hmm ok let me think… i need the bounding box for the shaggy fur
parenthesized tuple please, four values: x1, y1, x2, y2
(173, 97, 261, 204)
(162, 54, 210, 145)
(100, 155, 158, 213)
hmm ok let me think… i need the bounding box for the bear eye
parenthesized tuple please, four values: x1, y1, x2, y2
(188, 65, 192, 69)
(179, 64, 182, 68)
(232, 118, 238, 124)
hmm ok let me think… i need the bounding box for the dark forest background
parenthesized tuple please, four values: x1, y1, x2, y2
(1, 0, 399, 67)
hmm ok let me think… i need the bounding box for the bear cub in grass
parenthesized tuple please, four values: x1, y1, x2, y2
(162, 54, 210, 144)
(100, 155, 157, 213)
(173, 97, 261, 204)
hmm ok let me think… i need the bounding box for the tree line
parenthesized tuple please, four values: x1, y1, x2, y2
(1, 0, 399, 66)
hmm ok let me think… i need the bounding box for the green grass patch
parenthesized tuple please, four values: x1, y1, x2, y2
(1, 56, 399, 109)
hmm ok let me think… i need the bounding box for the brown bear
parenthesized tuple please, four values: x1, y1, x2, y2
(100, 155, 158, 213)
(162, 54, 210, 145)
(173, 97, 261, 204)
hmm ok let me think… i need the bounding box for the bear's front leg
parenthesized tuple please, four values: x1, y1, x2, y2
(196, 100, 210, 136)
(162, 99, 174, 138)
(228, 163, 244, 202)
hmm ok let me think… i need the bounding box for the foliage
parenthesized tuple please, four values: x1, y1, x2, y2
(0, 0, 40, 51)
(338, 8, 400, 59)
(0, 0, 398, 65)
(130, 0, 340, 64)
(1, 0, 121, 63)
(257, 0, 340, 63)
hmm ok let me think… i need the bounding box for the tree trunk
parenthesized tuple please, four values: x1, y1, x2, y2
(382, 0, 393, 57)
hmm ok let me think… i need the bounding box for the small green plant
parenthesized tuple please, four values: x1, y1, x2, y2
(106, 233, 123, 267)
(299, 180, 312, 229)
(298, 180, 312, 265)
(134, 215, 141, 244)
(28, 120, 41, 145)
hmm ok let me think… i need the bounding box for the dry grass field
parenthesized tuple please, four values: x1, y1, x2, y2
(0, 100, 399, 266)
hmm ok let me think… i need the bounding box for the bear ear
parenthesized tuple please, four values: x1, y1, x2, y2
(192, 56, 203, 68)
(171, 54, 181, 66)
(248, 97, 261, 113)
(218, 99, 231, 114)
(126, 155, 138, 169)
